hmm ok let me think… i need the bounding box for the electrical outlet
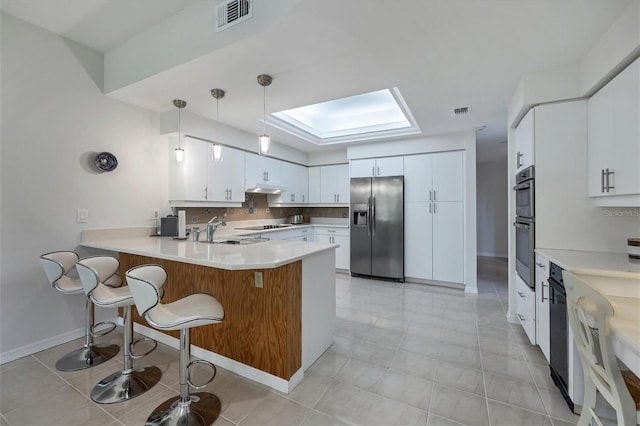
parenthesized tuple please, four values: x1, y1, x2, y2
(254, 272, 263, 288)
(149, 208, 159, 219)
(76, 209, 88, 223)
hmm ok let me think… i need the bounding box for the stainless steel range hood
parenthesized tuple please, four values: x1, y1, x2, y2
(244, 183, 288, 195)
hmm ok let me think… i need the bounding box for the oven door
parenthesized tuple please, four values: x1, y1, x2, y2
(514, 218, 535, 288)
(514, 179, 535, 218)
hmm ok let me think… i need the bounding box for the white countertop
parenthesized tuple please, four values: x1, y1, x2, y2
(536, 248, 640, 279)
(80, 236, 338, 271)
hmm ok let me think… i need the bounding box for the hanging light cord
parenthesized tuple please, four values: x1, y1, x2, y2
(263, 84, 267, 134)
(178, 106, 182, 149)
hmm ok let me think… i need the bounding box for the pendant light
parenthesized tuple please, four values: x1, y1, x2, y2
(257, 74, 272, 155)
(210, 88, 225, 162)
(173, 99, 187, 162)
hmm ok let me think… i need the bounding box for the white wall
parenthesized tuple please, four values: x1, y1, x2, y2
(0, 14, 169, 362)
(477, 156, 508, 258)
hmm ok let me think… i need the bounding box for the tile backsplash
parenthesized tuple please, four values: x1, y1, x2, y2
(176, 194, 348, 225)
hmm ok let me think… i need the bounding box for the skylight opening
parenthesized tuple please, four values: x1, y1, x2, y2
(269, 88, 420, 145)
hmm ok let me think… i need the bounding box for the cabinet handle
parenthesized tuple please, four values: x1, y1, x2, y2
(433, 203, 436, 214)
(303, 237, 307, 241)
(605, 168, 615, 192)
(204, 187, 208, 199)
(517, 314, 525, 321)
(337, 194, 339, 202)
(541, 283, 548, 303)
(517, 152, 523, 168)
(429, 203, 432, 214)
(601, 169, 605, 193)
(429, 190, 432, 201)
(302, 195, 305, 202)
(518, 291, 525, 298)
(229, 188, 232, 200)
(377, 166, 380, 176)
(372, 166, 375, 176)
(433, 190, 436, 201)
(535, 262, 545, 268)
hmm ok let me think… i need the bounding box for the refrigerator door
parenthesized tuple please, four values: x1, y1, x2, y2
(371, 176, 404, 280)
(350, 178, 372, 276)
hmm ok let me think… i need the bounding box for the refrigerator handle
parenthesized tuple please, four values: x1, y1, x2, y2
(371, 193, 376, 236)
(367, 197, 372, 237)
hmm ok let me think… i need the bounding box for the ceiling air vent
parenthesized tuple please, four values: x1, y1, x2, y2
(452, 106, 471, 116)
(216, 0, 253, 32)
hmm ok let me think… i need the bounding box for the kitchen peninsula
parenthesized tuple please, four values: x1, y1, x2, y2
(80, 232, 337, 393)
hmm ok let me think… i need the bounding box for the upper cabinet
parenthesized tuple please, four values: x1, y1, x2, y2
(169, 138, 245, 206)
(268, 162, 309, 205)
(245, 153, 282, 188)
(308, 164, 349, 204)
(404, 151, 464, 203)
(587, 58, 640, 205)
(515, 108, 534, 172)
(350, 157, 404, 177)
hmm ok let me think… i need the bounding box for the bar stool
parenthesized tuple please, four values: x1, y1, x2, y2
(39, 251, 119, 371)
(76, 256, 161, 404)
(126, 264, 224, 426)
(564, 271, 640, 425)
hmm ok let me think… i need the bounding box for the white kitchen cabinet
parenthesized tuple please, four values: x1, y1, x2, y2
(516, 275, 536, 345)
(315, 227, 350, 270)
(308, 166, 321, 203)
(535, 253, 550, 362)
(587, 58, 640, 203)
(404, 151, 465, 284)
(207, 145, 245, 202)
(515, 108, 534, 172)
(169, 138, 244, 204)
(256, 226, 314, 241)
(320, 164, 349, 204)
(268, 162, 309, 205)
(350, 157, 404, 177)
(245, 153, 282, 189)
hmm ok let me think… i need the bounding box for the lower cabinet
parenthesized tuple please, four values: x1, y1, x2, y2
(315, 227, 350, 270)
(535, 253, 550, 361)
(516, 275, 536, 345)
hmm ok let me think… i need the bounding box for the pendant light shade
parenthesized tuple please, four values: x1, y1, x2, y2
(173, 99, 187, 163)
(257, 74, 272, 155)
(210, 88, 225, 163)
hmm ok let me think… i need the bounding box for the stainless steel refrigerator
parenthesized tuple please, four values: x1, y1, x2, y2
(350, 176, 404, 281)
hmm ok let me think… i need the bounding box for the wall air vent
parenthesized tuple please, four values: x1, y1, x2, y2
(215, 0, 252, 32)
(452, 106, 471, 116)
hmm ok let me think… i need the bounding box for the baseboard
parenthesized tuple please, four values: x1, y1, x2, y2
(0, 327, 85, 365)
(131, 322, 303, 394)
(506, 310, 519, 324)
(464, 285, 478, 294)
(478, 253, 508, 259)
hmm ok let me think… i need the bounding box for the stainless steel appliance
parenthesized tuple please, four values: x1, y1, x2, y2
(548, 262, 574, 411)
(513, 166, 535, 288)
(287, 214, 304, 224)
(350, 176, 404, 281)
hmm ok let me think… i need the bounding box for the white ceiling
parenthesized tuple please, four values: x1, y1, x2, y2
(0, 0, 632, 158)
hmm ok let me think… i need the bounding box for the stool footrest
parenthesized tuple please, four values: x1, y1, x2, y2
(90, 321, 116, 338)
(186, 360, 217, 390)
(130, 337, 157, 359)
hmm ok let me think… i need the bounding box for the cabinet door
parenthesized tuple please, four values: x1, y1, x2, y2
(404, 202, 433, 280)
(225, 148, 246, 202)
(432, 202, 464, 283)
(264, 157, 282, 185)
(184, 138, 209, 201)
(535, 255, 550, 362)
(516, 276, 536, 345)
(376, 156, 404, 177)
(334, 164, 350, 203)
(588, 58, 640, 197)
(333, 234, 350, 270)
(403, 154, 431, 202)
(294, 164, 309, 203)
(350, 159, 376, 177)
(432, 151, 464, 202)
(245, 153, 267, 188)
(207, 146, 245, 202)
(308, 167, 321, 203)
(320, 166, 336, 203)
(515, 108, 534, 172)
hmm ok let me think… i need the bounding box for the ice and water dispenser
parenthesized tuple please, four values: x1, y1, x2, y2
(352, 203, 369, 226)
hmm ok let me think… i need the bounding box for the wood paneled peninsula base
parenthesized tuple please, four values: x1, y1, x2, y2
(81, 236, 337, 393)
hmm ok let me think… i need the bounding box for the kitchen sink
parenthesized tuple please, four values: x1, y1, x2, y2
(208, 237, 269, 245)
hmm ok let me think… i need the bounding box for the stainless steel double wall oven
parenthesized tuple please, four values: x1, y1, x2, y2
(513, 166, 535, 288)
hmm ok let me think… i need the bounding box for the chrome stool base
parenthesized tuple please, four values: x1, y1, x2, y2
(55, 343, 119, 371)
(146, 392, 221, 426)
(90, 365, 162, 404)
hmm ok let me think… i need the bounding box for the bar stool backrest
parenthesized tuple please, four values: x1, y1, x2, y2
(125, 265, 167, 317)
(39, 251, 80, 292)
(76, 256, 121, 297)
(563, 271, 637, 424)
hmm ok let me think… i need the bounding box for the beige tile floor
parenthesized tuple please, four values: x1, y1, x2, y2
(0, 257, 580, 425)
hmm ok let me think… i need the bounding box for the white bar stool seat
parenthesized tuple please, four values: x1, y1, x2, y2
(126, 264, 224, 426)
(77, 256, 162, 404)
(564, 271, 640, 425)
(39, 251, 119, 371)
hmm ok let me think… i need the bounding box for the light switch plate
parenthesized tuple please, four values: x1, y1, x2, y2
(76, 209, 88, 223)
(254, 272, 263, 288)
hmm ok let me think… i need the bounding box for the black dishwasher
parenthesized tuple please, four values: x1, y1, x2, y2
(548, 262, 574, 412)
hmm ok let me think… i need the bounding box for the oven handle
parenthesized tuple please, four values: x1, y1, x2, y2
(513, 221, 531, 229)
(513, 181, 532, 191)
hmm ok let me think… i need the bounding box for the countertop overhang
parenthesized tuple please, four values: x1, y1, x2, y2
(536, 248, 640, 279)
(80, 236, 338, 270)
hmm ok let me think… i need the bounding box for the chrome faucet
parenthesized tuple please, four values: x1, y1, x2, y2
(206, 216, 226, 242)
